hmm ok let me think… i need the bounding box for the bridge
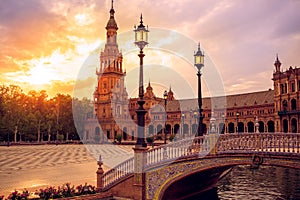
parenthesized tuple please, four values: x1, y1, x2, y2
(95, 133, 300, 200)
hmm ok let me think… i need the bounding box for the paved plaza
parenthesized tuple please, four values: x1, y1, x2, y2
(0, 144, 134, 196)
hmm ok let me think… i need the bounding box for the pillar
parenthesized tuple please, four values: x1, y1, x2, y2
(208, 114, 218, 155)
(133, 147, 148, 200)
(96, 155, 104, 191)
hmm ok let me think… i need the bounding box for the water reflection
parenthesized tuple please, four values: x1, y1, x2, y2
(186, 166, 300, 200)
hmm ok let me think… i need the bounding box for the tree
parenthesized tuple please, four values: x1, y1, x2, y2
(45, 98, 56, 142)
(27, 90, 48, 142)
(52, 94, 75, 141)
(0, 85, 25, 143)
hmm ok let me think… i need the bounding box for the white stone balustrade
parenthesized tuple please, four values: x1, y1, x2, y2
(100, 133, 300, 190)
(102, 157, 134, 189)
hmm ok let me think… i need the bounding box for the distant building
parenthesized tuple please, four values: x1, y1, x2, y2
(83, 2, 299, 143)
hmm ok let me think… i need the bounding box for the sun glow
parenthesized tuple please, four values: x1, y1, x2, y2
(16, 49, 69, 85)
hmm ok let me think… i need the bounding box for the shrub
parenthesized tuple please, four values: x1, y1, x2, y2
(146, 135, 154, 144)
(169, 135, 175, 142)
(115, 134, 122, 144)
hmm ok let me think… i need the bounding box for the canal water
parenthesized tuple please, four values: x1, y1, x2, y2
(189, 166, 300, 200)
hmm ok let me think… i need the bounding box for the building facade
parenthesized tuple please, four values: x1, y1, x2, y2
(83, 3, 299, 143)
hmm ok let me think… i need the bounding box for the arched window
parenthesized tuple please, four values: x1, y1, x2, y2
(174, 124, 180, 134)
(237, 122, 244, 133)
(283, 119, 288, 133)
(267, 121, 275, 132)
(291, 118, 297, 133)
(291, 99, 297, 110)
(157, 124, 163, 134)
(258, 121, 264, 132)
(282, 100, 288, 111)
(247, 122, 254, 133)
(228, 122, 235, 133)
(183, 124, 189, 134)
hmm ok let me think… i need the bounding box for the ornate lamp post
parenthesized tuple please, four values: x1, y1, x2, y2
(236, 112, 240, 133)
(194, 43, 205, 136)
(134, 14, 149, 147)
(163, 90, 168, 144)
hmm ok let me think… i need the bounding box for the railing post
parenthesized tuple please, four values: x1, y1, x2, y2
(208, 130, 219, 155)
(96, 155, 104, 192)
(133, 146, 149, 200)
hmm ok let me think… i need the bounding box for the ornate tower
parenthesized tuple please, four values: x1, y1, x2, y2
(94, 0, 129, 140)
(273, 54, 300, 133)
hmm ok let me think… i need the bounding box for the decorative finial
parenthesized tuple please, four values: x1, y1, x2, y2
(140, 13, 143, 24)
(198, 42, 200, 51)
(109, 0, 115, 16)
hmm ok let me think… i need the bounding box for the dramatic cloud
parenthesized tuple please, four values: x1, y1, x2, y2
(0, 0, 299, 97)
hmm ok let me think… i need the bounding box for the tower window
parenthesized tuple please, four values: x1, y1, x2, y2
(291, 99, 297, 110)
(285, 83, 287, 93)
(291, 82, 295, 92)
(282, 100, 288, 111)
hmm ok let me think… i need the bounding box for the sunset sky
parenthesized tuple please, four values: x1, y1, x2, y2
(1, 0, 300, 99)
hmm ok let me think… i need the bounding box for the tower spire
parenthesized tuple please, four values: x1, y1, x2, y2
(106, 0, 117, 30)
(274, 53, 281, 73)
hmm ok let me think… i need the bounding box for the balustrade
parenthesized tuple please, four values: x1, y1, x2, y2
(216, 132, 300, 154)
(101, 132, 300, 189)
(102, 157, 134, 189)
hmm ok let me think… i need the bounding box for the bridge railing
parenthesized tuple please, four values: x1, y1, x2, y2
(145, 136, 212, 167)
(145, 133, 300, 168)
(101, 133, 300, 189)
(102, 157, 134, 189)
(217, 132, 300, 154)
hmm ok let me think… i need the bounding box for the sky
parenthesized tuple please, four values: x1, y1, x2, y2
(1, 0, 300, 99)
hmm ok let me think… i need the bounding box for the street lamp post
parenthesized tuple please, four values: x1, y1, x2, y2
(194, 43, 205, 136)
(236, 112, 240, 133)
(134, 14, 149, 147)
(163, 90, 168, 144)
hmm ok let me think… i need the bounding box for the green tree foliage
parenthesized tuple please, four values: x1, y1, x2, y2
(0, 84, 92, 143)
